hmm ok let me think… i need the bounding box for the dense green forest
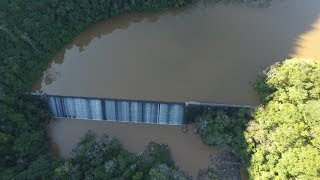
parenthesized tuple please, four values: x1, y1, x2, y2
(247, 59, 320, 179)
(195, 108, 251, 160)
(0, 0, 191, 178)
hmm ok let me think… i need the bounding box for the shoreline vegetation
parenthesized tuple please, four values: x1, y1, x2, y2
(1, 0, 319, 179)
(54, 132, 191, 179)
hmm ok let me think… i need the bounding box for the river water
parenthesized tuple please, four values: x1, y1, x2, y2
(34, 0, 320, 105)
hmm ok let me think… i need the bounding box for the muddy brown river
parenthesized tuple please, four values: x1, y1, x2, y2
(34, 0, 320, 105)
(41, 0, 320, 178)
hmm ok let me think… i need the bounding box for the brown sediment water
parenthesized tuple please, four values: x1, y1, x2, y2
(48, 118, 222, 178)
(34, 0, 320, 105)
(290, 17, 320, 59)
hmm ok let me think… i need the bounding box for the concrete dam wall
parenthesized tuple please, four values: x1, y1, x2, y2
(28, 93, 254, 125)
(46, 95, 185, 125)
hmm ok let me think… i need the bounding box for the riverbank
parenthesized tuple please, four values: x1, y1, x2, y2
(47, 118, 222, 178)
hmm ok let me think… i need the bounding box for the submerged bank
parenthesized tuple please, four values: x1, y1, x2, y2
(48, 118, 222, 177)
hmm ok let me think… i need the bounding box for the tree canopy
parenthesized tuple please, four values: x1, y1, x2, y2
(246, 59, 320, 179)
(54, 133, 190, 179)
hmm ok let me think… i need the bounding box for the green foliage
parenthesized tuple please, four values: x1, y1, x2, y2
(0, 96, 53, 176)
(197, 152, 241, 179)
(196, 108, 252, 157)
(133, 171, 144, 180)
(149, 142, 174, 166)
(246, 59, 320, 179)
(13, 131, 48, 160)
(55, 133, 189, 179)
(149, 164, 190, 180)
(254, 75, 275, 103)
(15, 155, 60, 180)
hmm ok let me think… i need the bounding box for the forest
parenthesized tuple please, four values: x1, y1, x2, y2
(1, 0, 319, 179)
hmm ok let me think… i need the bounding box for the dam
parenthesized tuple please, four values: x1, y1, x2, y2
(46, 95, 185, 125)
(29, 93, 253, 125)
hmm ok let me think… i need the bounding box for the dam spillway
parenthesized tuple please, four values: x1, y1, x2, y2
(46, 95, 185, 125)
(28, 93, 254, 126)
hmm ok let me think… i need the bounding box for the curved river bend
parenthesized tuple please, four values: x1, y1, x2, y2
(35, 0, 320, 105)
